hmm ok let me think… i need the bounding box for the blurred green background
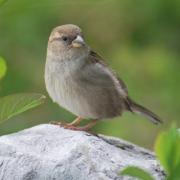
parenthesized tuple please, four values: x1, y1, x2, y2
(0, 0, 179, 149)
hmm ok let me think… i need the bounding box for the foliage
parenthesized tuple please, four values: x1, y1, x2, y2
(155, 127, 180, 180)
(0, 93, 46, 124)
(0, 57, 46, 124)
(0, 56, 7, 79)
(121, 166, 154, 180)
(120, 127, 180, 180)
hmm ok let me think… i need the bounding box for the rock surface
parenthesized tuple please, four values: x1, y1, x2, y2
(0, 124, 165, 180)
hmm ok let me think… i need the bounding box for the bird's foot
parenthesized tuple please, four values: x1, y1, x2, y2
(49, 121, 82, 130)
(63, 124, 98, 136)
(49, 119, 98, 136)
(63, 124, 88, 131)
(49, 121, 67, 126)
(49, 117, 82, 127)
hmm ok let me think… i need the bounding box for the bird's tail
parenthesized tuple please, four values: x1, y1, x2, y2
(125, 97, 162, 124)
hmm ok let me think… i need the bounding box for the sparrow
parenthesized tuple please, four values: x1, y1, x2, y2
(45, 24, 162, 131)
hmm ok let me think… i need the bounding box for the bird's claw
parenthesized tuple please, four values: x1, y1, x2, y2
(63, 125, 98, 136)
(49, 120, 98, 136)
(49, 121, 66, 126)
(49, 121, 78, 129)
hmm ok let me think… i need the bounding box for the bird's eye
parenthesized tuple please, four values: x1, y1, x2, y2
(62, 36, 68, 41)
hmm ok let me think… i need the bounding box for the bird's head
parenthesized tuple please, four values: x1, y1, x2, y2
(47, 24, 89, 60)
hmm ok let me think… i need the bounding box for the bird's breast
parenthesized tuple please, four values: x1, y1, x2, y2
(45, 57, 95, 117)
(45, 57, 124, 119)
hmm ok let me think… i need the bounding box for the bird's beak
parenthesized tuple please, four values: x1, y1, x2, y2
(72, 35, 85, 48)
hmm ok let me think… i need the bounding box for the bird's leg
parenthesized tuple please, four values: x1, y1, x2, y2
(50, 117, 82, 127)
(50, 121, 66, 126)
(64, 119, 98, 132)
(67, 117, 83, 126)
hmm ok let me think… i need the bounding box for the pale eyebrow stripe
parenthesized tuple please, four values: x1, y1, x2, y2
(54, 31, 61, 38)
(49, 31, 62, 42)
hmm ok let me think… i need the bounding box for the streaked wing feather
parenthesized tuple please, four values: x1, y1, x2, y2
(89, 50, 128, 95)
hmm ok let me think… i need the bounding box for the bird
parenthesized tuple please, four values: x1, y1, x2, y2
(45, 24, 162, 131)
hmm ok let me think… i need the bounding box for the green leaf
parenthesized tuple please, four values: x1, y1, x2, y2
(155, 127, 180, 179)
(121, 166, 154, 180)
(0, 56, 7, 79)
(0, 93, 46, 123)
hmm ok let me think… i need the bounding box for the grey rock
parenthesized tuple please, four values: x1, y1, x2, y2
(0, 124, 165, 180)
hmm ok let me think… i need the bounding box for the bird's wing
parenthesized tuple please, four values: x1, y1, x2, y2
(87, 50, 128, 96)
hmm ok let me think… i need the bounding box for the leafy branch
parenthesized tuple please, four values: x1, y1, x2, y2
(120, 126, 180, 180)
(0, 93, 46, 123)
(0, 56, 46, 124)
